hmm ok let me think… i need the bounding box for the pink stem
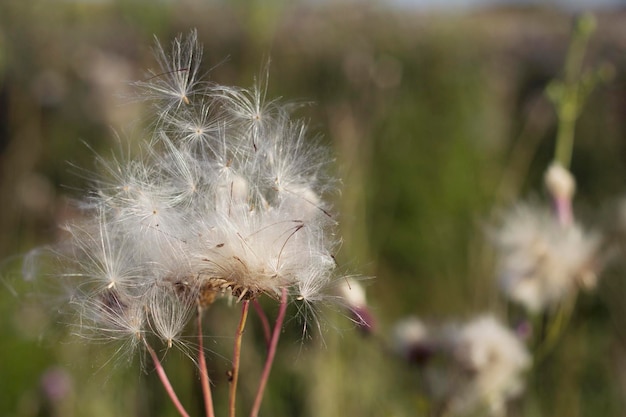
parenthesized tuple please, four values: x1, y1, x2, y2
(144, 340, 190, 417)
(250, 288, 288, 417)
(252, 299, 271, 348)
(197, 309, 215, 417)
(229, 300, 250, 417)
(554, 196, 573, 226)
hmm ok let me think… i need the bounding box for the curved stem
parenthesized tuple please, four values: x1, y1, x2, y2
(554, 14, 595, 169)
(534, 292, 578, 363)
(144, 339, 190, 417)
(197, 309, 215, 417)
(250, 288, 288, 417)
(252, 299, 271, 348)
(229, 300, 250, 417)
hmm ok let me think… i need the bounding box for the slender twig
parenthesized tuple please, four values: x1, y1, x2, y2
(144, 339, 191, 417)
(197, 308, 215, 417)
(229, 300, 250, 417)
(252, 299, 272, 348)
(534, 292, 578, 363)
(553, 14, 596, 169)
(250, 288, 288, 417)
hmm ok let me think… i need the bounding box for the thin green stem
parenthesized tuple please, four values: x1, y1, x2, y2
(144, 339, 191, 417)
(229, 300, 250, 417)
(553, 14, 596, 169)
(250, 288, 288, 417)
(534, 292, 578, 363)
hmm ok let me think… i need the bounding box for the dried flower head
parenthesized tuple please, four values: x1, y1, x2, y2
(391, 315, 530, 416)
(50, 30, 342, 356)
(444, 315, 531, 416)
(492, 202, 600, 313)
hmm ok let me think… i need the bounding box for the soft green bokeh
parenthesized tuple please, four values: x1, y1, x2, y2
(2, 1, 626, 416)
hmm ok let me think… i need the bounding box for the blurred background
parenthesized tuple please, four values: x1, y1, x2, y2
(3, 0, 626, 416)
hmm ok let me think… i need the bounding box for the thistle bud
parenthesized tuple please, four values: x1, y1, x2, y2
(337, 278, 375, 334)
(544, 162, 576, 226)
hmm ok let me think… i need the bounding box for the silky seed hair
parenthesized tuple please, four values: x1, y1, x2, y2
(51, 29, 344, 356)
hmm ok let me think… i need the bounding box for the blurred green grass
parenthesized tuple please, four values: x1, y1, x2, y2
(2, 1, 626, 416)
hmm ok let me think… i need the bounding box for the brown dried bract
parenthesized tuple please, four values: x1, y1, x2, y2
(197, 276, 259, 307)
(198, 278, 228, 308)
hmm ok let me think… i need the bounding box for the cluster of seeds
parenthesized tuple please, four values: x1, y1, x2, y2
(60, 30, 339, 352)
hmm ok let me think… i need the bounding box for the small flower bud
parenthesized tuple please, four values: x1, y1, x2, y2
(337, 278, 375, 334)
(545, 162, 576, 226)
(544, 162, 576, 202)
(338, 277, 367, 308)
(391, 317, 433, 365)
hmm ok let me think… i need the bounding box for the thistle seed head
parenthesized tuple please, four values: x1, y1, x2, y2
(48, 30, 346, 355)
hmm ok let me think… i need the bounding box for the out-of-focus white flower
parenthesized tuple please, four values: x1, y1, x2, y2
(391, 316, 433, 364)
(391, 315, 530, 416)
(492, 202, 599, 313)
(48, 30, 344, 356)
(444, 315, 531, 416)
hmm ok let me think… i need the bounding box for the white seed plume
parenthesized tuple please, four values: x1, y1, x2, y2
(491, 202, 600, 313)
(391, 315, 530, 416)
(135, 30, 205, 115)
(444, 315, 531, 416)
(52, 30, 342, 354)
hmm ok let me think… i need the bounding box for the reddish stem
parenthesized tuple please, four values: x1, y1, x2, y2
(197, 309, 215, 417)
(250, 288, 288, 417)
(229, 300, 250, 417)
(144, 340, 190, 417)
(252, 299, 271, 348)
(554, 196, 573, 226)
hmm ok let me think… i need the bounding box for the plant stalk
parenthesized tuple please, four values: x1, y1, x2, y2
(229, 300, 250, 417)
(250, 288, 288, 417)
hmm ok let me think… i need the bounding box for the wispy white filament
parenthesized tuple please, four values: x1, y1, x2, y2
(492, 202, 599, 312)
(53, 30, 342, 355)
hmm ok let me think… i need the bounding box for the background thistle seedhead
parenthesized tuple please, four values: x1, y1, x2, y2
(3, 5, 626, 417)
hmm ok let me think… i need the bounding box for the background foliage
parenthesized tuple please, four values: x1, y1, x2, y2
(2, 1, 626, 416)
